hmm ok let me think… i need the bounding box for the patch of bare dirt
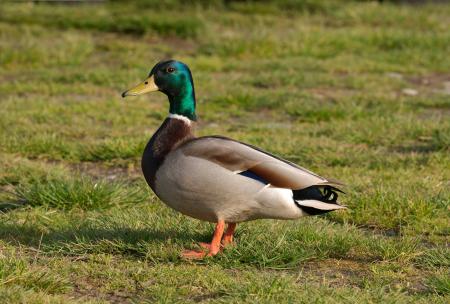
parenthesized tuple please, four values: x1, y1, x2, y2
(69, 161, 142, 181)
(307, 87, 356, 101)
(296, 259, 430, 295)
(41, 158, 142, 181)
(296, 259, 369, 289)
(406, 73, 450, 96)
(71, 280, 135, 304)
(357, 224, 401, 237)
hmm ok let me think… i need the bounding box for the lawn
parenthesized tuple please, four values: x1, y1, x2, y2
(0, 0, 449, 303)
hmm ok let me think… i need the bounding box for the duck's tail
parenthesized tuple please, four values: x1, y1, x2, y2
(293, 185, 346, 215)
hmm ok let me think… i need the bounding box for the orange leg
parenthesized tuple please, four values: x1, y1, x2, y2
(222, 223, 236, 247)
(182, 220, 225, 259)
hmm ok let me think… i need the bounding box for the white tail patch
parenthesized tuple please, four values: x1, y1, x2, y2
(295, 200, 347, 210)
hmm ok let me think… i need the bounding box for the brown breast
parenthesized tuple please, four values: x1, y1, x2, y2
(141, 117, 194, 189)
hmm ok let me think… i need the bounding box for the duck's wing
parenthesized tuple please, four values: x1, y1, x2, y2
(179, 135, 344, 191)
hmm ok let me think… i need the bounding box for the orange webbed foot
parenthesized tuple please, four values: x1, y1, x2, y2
(199, 242, 213, 250)
(181, 249, 207, 259)
(180, 221, 228, 259)
(181, 244, 222, 259)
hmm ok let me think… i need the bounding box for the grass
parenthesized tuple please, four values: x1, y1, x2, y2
(0, 0, 449, 303)
(426, 273, 450, 296)
(13, 176, 149, 211)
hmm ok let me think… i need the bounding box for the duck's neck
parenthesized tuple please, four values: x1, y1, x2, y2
(141, 116, 195, 188)
(168, 85, 197, 121)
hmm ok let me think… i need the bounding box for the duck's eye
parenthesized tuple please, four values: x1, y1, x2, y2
(167, 67, 175, 73)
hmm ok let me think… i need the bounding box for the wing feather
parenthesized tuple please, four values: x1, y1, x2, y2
(180, 136, 343, 190)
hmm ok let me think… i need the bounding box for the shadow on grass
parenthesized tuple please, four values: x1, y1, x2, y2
(0, 200, 26, 213)
(0, 220, 208, 259)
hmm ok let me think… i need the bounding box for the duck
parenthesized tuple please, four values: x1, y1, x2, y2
(122, 60, 346, 259)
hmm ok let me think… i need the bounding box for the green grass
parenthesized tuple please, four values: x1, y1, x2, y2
(426, 273, 450, 296)
(0, 0, 449, 303)
(13, 176, 149, 211)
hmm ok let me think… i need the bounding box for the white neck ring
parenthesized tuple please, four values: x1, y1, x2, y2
(168, 113, 192, 125)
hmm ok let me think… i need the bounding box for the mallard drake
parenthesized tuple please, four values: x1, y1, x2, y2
(122, 60, 346, 259)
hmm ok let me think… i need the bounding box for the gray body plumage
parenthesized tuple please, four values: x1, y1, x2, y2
(144, 120, 345, 223)
(155, 150, 303, 222)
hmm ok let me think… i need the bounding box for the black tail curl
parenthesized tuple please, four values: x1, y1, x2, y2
(293, 185, 343, 215)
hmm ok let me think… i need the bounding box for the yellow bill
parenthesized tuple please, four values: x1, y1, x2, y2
(122, 75, 159, 97)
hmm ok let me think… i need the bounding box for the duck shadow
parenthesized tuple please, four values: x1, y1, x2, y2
(0, 219, 210, 258)
(0, 199, 27, 213)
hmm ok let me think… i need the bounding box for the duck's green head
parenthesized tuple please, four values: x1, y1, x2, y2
(122, 60, 196, 121)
